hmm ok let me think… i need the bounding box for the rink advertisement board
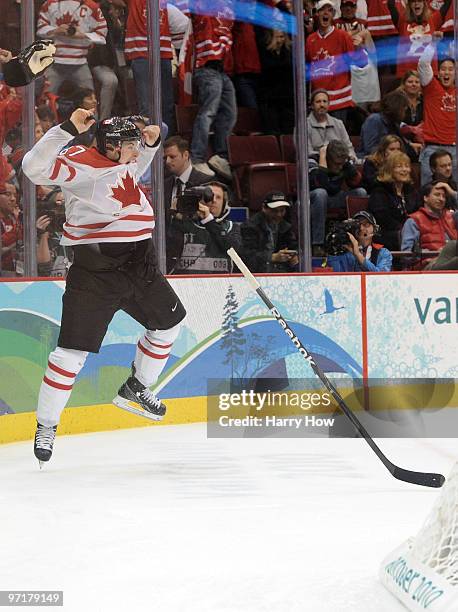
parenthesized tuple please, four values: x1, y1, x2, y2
(0, 272, 456, 443)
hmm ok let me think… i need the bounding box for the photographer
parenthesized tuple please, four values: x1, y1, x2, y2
(309, 139, 366, 256)
(170, 182, 241, 274)
(326, 211, 393, 272)
(36, 188, 71, 278)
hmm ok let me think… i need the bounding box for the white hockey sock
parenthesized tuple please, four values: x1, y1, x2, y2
(37, 347, 88, 427)
(134, 324, 181, 387)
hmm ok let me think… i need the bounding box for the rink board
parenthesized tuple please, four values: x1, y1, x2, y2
(0, 272, 456, 443)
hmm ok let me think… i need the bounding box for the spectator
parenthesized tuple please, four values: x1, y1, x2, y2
(0, 85, 22, 150)
(163, 136, 211, 212)
(36, 104, 57, 134)
(88, 0, 121, 120)
(362, 134, 404, 192)
(241, 191, 298, 273)
(0, 181, 22, 275)
(256, 29, 294, 134)
(57, 85, 98, 146)
(309, 140, 366, 256)
(124, 0, 183, 134)
(37, 0, 107, 93)
(163, 135, 210, 272)
(366, 0, 398, 74)
(168, 3, 189, 51)
(387, 0, 451, 78)
(429, 149, 457, 209)
(70, 87, 98, 118)
(359, 90, 421, 159)
(305, 0, 368, 122)
(189, 1, 237, 179)
(232, 15, 261, 109)
(368, 151, 418, 250)
(170, 181, 241, 274)
(401, 182, 458, 267)
(335, 0, 380, 109)
(398, 70, 423, 126)
(327, 210, 393, 271)
(418, 39, 456, 184)
(307, 89, 357, 161)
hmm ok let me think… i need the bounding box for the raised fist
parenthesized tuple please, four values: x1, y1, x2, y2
(69, 108, 96, 134)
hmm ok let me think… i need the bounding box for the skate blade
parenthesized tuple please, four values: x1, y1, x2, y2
(112, 396, 164, 422)
(38, 461, 45, 470)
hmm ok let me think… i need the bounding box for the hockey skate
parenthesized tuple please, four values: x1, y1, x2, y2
(34, 421, 57, 468)
(112, 364, 166, 421)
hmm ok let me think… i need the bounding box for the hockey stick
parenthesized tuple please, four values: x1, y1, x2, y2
(227, 247, 445, 489)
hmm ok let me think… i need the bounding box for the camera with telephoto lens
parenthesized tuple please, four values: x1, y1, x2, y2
(37, 203, 66, 234)
(67, 24, 76, 36)
(325, 218, 362, 256)
(176, 186, 214, 217)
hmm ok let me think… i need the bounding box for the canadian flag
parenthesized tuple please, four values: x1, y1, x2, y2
(177, 20, 194, 105)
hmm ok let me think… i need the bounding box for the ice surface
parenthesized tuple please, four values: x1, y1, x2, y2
(0, 424, 456, 612)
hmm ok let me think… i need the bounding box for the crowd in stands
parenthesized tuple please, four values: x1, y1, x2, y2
(0, 0, 457, 277)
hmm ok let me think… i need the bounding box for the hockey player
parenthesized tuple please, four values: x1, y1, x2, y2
(22, 108, 186, 466)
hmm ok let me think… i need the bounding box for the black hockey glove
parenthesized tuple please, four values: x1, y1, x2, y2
(3, 40, 56, 86)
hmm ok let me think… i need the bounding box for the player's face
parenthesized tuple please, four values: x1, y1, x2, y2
(438, 61, 455, 88)
(403, 75, 421, 95)
(384, 141, 402, 158)
(317, 5, 334, 29)
(164, 145, 190, 176)
(118, 140, 141, 164)
(208, 185, 225, 218)
(433, 155, 453, 178)
(312, 93, 329, 117)
(425, 186, 446, 213)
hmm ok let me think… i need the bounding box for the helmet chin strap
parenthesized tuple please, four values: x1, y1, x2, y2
(106, 142, 122, 162)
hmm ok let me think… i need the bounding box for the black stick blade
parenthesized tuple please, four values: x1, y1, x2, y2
(392, 467, 445, 488)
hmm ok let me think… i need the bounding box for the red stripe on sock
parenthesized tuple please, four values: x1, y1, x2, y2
(43, 376, 73, 391)
(143, 336, 173, 350)
(137, 341, 170, 359)
(48, 361, 77, 378)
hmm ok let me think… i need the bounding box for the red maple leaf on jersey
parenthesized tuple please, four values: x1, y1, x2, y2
(312, 48, 336, 76)
(56, 12, 77, 27)
(109, 172, 142, 209)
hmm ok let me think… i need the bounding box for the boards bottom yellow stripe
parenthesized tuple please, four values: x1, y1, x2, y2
(0, 397, 207, 445)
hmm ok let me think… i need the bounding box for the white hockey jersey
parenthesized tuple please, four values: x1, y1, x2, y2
(37, 0, 107, 65)
(22, 125, 159, 246)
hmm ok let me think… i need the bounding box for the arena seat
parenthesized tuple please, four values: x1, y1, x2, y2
(228, 135, 286, 207)
(346, 195, 369, 218)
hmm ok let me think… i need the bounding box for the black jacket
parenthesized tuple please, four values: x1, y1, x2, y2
(241, 212, 298, 273)
(368, 181, 419, 250)
(170, 216, 241, 274)
(165, 166, 211, 272)
(164, 167, 211, 214)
